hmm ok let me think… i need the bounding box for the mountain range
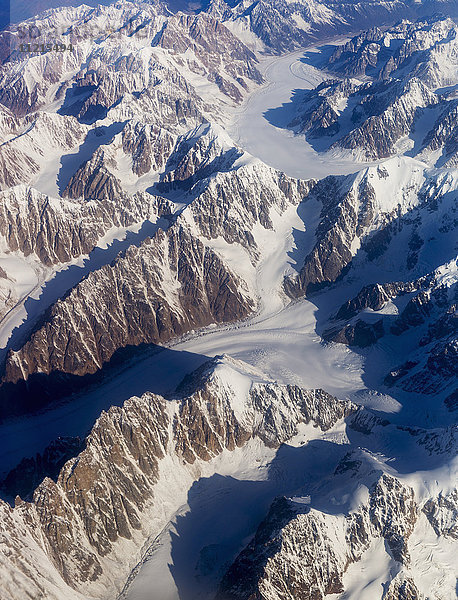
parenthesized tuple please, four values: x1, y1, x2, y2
(0, 1, 456, 599)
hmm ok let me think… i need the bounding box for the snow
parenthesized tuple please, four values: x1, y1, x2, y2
(0, 217, 165, 360)
(204, 236, 257, 300)
(173, 297, 365, 400)
(251, 200, 321, 314)
(0, 255, 42, 306)
(123, 421, 351, 600)
(0, 345, 208, 478)
(355, 156, 427, 215)
(0, 252, 51, 349)
(292, 13, 312, 33)
(223, 18, 266, 52)
(227, 43, 377, 180)
(0, 14, 456, 600)
(409, 511, 458, 600)
(329, 538, 397, 600)
(209, 361, 254, 422)
(122, 440, 278, 600)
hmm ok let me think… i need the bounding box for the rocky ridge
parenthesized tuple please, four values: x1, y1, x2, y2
(1, 158, 312, 405)
(217, 450, 457, 600)
(0, 185, 172, 266)
(0, 0, 263, 196)
(0, 5, 456, 599)
(285, 157, 458, 297)
(320, 259, 457, 403)
(209, 0, 457, 54)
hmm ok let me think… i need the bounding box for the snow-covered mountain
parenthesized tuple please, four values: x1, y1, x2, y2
(209, 0, 458, 54)
(217, 464, 457, 600)
(288, 17, 458, 162)
(0, 2, 456, 600)
(0, 355, 356, 600)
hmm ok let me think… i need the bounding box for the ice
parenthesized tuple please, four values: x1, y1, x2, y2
(0, 19, 456, 600)
(174, 297, 365, 400)
(409, 511, 458, 600)
(227, 45, 376, 180)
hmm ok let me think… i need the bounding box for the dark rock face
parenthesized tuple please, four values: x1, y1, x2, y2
(31, 393, 170, 588)
(391, 291, 434, 335)
(158, 124, 243, 192)
(324, 279, 435, 349)
(292, 75, 438, 160)
(0, 437, 84, 502)
(323, 318, 384, 347)
(402, 339, 458, 394)
(327, 17, 455, 83)
(384, 361, 420, 387)
(63, 151, 123, 200)
(383, 575, 424, 600)
(323, 276, 457, 408)
(3, 224, 255, 385)
(284, 175, 359, 297)
(216, 497, 298, 600)
(283, 166, 420, 298)
(153, 12, 263, 102)
(289, 79, 358, 138)
(327, 27, 385, 77)
(0, 186, 172, 265)
(368, 474, 416, 563)
(423, 490, 458, 539)
(335, 282, 405, 320)
(0, 110, 86, 188)
(379, 286, 457, 397)
(1, 161, 310, 396)
(422, 100, 458, 167)
(214, 0, 437, 55)
(122, 121, 176, 176)
(187, 166, 313, 258)
(419, 304, 458, 347)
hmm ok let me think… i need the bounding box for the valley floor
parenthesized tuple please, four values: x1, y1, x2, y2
(119, 38, 457, 599)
